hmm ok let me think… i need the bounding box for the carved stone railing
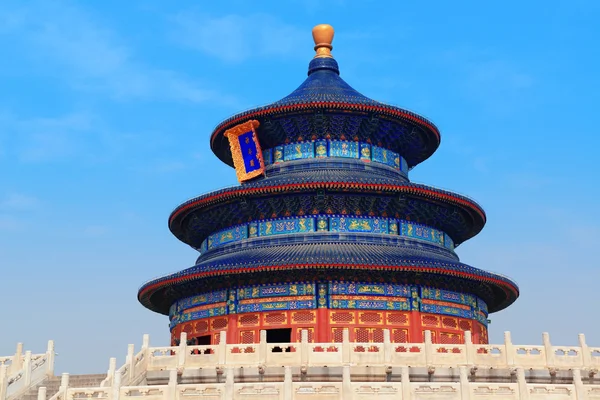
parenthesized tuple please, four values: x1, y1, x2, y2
(31, 330, 600, 399)
(0, 340, 55, 400)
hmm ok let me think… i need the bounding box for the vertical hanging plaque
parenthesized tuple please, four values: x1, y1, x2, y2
(224, 120, 265, 183)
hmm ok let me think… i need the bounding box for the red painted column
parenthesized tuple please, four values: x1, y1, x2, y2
(317, 308, 328, 342)
(227, 314, 237, 344)
(409, 311, 423, 342)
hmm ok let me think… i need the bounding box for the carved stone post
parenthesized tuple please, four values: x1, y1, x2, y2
(177, 332, 187, 368)
(424, 330, 433, 366)
(573, 368, 585, 400)
(23, 351, 32, 387)
(464, 331, 474, 366)
(142, 334, 150, 349)
(504, 331, 514, 367)
(259, 330, 267, 366)
(516, 367, 528, 400)
(459, 366, 470, 400)
(342, 328, 350, 364)
(579, 334, 591, 369)
(283, 366, 292, 400)
(542, 332, 554, 368)
(46, 340, 55, 378)
(37, 386, 46, 400)
(13, 343, 23, 372)
(301, 330, 309, 367)
(224, 367, 234, 400)
(400, 365, 411, 400)
(111, 370, 121, 400)
(218, 331, 227, 366)
(102, 357, 116, 387)
(59, 373, 70, 400)
(342, 365, 353, 400)
(0, 365, 8, 400)
(126, 344, 135, 384)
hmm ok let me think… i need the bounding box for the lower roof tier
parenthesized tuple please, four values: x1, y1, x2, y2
(138, 240, 519, 316)
(168, 160, 486, 248)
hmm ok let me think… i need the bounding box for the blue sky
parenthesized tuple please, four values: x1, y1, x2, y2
(1, 0, 599, 373)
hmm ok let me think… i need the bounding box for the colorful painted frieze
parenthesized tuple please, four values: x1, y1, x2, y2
(359, 143, 371, 161)
(314, 140, 328, 158)
(401, 157, 409, 173)
(389, 219, 399, 235)
(180, 305, 227, 322)
(237, 283, 315, 300)
(248, 222, 258, 238)
(474, 310, 489, 326)
(237, 299, 315, 313)
(262, 148, 273, 165)
(443, 233, 454, 249)
(400, 221, 445, 246)
(316, 216, 328, 231)
(329, 282, 411, 297)
(421, 302, 473, 319)
(273, 145, 284, 163)
(207, 225, 248, 250)
(329, 296, 410, 311)
(259, 217, 315, 237)
(477, 297, 489, 315)
(421, 287, 477, 308)
(330, 216, 388, 233)
(372, 145, 398, 169)
(330, 141, 358, 158)
(284, 142, 314, 161)
(176, 290, 228, 311)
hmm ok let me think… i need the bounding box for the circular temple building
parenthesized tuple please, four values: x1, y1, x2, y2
(138, 25, 519, 346)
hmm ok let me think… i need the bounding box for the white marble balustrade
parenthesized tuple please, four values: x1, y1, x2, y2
(0, 340, 55, 400)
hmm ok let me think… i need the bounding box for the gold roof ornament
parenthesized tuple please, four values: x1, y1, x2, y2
(312, 24, 334, 58)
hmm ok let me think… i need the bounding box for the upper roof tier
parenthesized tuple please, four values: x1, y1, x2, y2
(210, 25, 441, 169)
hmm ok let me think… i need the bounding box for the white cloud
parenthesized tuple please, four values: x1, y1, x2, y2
(0, 2, 236, 105)
(0, 192, 40, 210)
(170, 12, 306, 63)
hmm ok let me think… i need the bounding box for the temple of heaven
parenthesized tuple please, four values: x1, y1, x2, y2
(138, 24, 519, 346)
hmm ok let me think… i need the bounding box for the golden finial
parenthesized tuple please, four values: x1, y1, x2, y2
(312, 24, 334, 58)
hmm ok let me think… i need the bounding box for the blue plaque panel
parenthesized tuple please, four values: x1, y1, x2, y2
(273, 146, 284, 163)
(330, 216, 388, 233)
(359, 143, 371, 161)
(315, 140, 328, 158)
(330, 141, 358, 158)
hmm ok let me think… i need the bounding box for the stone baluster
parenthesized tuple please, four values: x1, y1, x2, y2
(126, 344, 135, 384)
(141, 334, 150, 369)
(301, 330, 309, 367)
(424, 330, 433, 367)
(37, 386, 46, 400)
(102, 357, 116, 387)
(0, 365, 8, 400)
(224, 368, 234, 400)
(283, 366, 292, 400)
(46, 340, 55, 378)
(166, 369, 178, 399)
(579, 334, 591, 369)
(111, 370, 121, 400)
(516, 367, 529, 400)
(23, 351, 32, 387)
(142, 334, 150, 350)
(177, 332, 187, 368)
(13, 343, 23, 372)
(464, 331, 474, 366)
(459, 366, 470, 400)
(259, 330, 267, 365)
(542, 332, 554, 368)
(342, 329, 350, 364)
(342, 365, 353, 400)
(572, 368, 586, 400)
(383, 329, 392, 365)
(504, 331, 515, 367)
(58, 373, 70, 400)
(218, 331, 227, 366)
(400, 365, 411, 400)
